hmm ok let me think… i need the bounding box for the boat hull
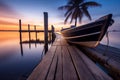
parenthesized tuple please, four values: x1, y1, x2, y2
(61, 14, 114, 48)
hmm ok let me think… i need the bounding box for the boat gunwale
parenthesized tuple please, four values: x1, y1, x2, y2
(61, 20, 105, 33)
(64, 31, 101, 39)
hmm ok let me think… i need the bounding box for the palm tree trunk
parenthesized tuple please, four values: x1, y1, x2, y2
(75, 18, 77, 26)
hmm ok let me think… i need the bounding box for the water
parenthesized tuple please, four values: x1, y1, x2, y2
(101, 32, 120, 49)
(0, 32, 52, 80)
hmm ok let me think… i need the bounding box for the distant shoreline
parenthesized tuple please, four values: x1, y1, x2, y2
(0, 30, 19, 32)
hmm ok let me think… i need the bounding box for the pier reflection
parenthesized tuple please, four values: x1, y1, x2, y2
(19, 33, 55, 56)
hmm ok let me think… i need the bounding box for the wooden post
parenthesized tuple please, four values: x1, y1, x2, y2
(44, 12, 48, 53)
(34, 25, 37, 41)
(34, 25, 37, 47)
(28, 24, 31, 48)
(51, 25, 55, 43)
(19, 19, 23, 56)
(19, 19, 22, 43)
(48, 31, 51, 43)
(28, 24, 31, 42)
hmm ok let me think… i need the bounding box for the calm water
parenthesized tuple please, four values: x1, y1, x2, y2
(0, 32, 52, 80)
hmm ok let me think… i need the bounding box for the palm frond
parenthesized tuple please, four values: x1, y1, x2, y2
(70, 8, 78, 23)
(82, 7, 91, 20)
(64, 11, 72, 24)
(64, 6, 74, 16)
(68, 0, 84, 5)
(81, 2, 101, 8)
(58, 5, 71, 10)
(78, 9, 83, 23)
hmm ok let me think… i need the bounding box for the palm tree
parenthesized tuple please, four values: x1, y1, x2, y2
(58, 0, 101, 26)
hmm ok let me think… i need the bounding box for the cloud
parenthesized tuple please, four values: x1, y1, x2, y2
(0, 20, 18, 26)
(0, 0, 20, 18)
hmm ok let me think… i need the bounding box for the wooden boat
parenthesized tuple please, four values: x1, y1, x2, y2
(61, 14, 114, 48)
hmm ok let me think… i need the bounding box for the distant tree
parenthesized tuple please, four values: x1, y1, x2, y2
(58, 0, 101, 26)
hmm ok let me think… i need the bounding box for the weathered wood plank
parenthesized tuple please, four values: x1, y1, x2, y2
(52, 40, 58, 46)
(55, 46, 62, 80)
(62, 46, 78, 80)
(44, 47, 58, 80)
(55, 39, 61, 46)
(94, 44, 120, 63)
(52, 36, 61, 46)
(81, 47, 120, 80)
(96, 44, 120, 54)
(52, 41, 61, 46)
(60, 38, 69, 46)
(74, 47, 113, 80)
(68, 46, 96, 80)
(27, 46, 57, 80)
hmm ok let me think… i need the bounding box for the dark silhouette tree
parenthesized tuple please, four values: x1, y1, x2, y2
(58, 0, 101, 26)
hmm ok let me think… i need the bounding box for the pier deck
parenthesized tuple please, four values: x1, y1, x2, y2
(80, 44, 120, 80)
(27, 34, 113, 80)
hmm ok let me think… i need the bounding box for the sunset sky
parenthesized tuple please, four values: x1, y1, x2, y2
(0, 0, 120, 31)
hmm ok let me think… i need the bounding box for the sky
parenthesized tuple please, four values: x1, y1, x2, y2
(0, 0, 120, 31)
(0, 0, 120, 48)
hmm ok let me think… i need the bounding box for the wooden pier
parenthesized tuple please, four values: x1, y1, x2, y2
(27, 34, 113, 80)
(80, 44, 120, 80)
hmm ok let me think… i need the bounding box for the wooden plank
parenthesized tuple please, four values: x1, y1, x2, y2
(68, 46, 95, 80)
(94, 47, 120, 63)
(55, 46, 62, 80)
(27, 46, 57, 80)
(94, 44, 120, 63)
(62, 46, 78, 80)
(73, 46, 113, 80)
(106, 59, 120, 80)
(52, 36, 64, 46)
(55, 39, 61, 46)
(60, 38, 69, 46)
(45, 47, 58, 80)
(52, 35, 60, 46)
(97, 44, 120, 54)
(52, 40, 58, 46)
(82, 47, 120, 80)
(52, 39, 60, 46)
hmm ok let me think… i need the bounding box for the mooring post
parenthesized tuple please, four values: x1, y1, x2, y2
(48, 31, 51, 42)
(28, 24, 31, 48)
(51, 25, 55, 43)
(28, 24, 31, 42)
(34, 25, 37, 41)
(34, 25, 37, 47)
(19, 19, 23, 56)
(19, 19, 22, 43)
(44, 12, 48, 53)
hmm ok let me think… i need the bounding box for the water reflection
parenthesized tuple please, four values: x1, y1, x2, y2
(0, 31, 55, 80)
(0, 38, 45, 80)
